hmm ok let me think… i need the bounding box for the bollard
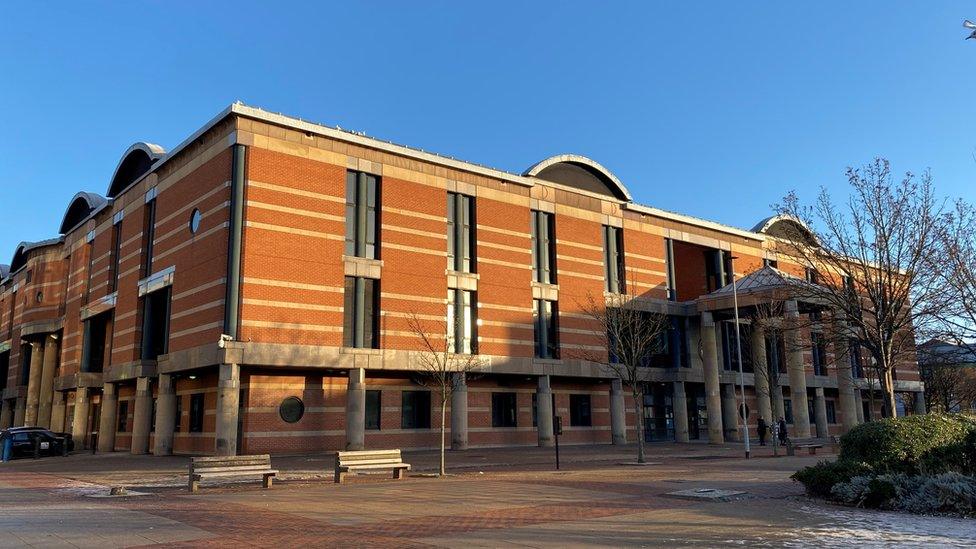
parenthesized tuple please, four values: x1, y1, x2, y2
(1, 436, 11, 462)
(33, 438, 41, 459)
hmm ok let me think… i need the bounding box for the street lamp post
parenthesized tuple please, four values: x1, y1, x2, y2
(730, 255, 751, 459)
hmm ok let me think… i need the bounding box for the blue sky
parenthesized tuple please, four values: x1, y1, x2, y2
(2, 2, 975, 259)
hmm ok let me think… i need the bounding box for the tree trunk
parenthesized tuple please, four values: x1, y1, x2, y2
(633, 390, 645, 464)
(440, 396, 447, 477)
(882, 369, 897, 418)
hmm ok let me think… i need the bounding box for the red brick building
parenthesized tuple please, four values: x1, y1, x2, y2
(0, 104, 926, 456)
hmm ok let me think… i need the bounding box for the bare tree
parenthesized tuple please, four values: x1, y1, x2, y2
(576, 291, 671, 464)
(937, 200, 976, 344)
(406, 311, 483, 477)
(918, 341, 976, 413)
(775, 158, 949, 417)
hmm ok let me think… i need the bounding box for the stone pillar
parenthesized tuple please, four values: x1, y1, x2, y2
(832, 321, 859, 433)
(215, 363, 241, 456)
(13, 396, 26, 427)
(24, 341, 44, 426)
(344, 368, 365, 451)
(721, 384, 740, 442)
(854, 390, 865, 423)
(700, 313, 724, 444)
(772, 384, 785, 422)
(784, 300, 811, 438)
(97, 383, 118, 452)
(750, 324, 772, 424)
(813, 387, 829, 439)
(0, 399, 12, 429)
(71, 388, 90, 447)
(50, 392, 66, 433)
(451, 373, 468, 450)
(153, 374, 176, 456)
(609, 378, 627, 445)
(914, 391, 926, 415)
(672, 381, 689, 443)
(536, 375, 554, 447)
(130, 377, 153, 455)
(36, 335, 59, 429)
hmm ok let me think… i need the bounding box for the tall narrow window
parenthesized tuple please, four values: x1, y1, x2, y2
(110, 221, 122, 293)
(85, 241, 94, 302)
(140, 288, 171, 360)
(447, 288, 477, 354)
(664, 238, 676, 301)
(531, 210, 556, 284)
(174, 395, 182, 432)
(763, 258, 778, 268)
(401, 390, 431, 429)
(447, 193, 475, 272)
(603, 225, 625, 293)
(533, 299, 559, 359)
(117, 401, 129, 432)
(849, 338, 864, 378)
(345, 170, 379, 259)
(189, 393, 204, 433)
(365, 390, 381, 430)
(491, 392, 517, 427)
(811, 332, 827, 376)
(343, 277, 379, 349)
(143, 196, 157, 277)
(569, 394, 592, 426)
(705, 249, 731, 292)
(805, 267, 820, 284)
(81, 312, 110, 373)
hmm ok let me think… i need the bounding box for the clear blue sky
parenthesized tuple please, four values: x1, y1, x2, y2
(2, 2, 975, 259)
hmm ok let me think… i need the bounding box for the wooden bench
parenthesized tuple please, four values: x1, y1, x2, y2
(188, 454, 277, 493)
(335, 449, 411, 484)
(786, 438, 825, 456)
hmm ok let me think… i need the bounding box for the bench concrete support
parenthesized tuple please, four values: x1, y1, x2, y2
(536, 375, 554, 447)
(71, 388, 90, 448)
(751, 324, 773, 425)
(97, 383, 118, 452)
(153, 374, 176, 456)
(49, 391, 66, 433)
(610, 378, 626, 445)
(721, 384, 741, 442)
(813, 387, 829, 438)
(345, 368, 365, 451)
(451, 373, 468, 450)
(131, 377, 153, 455)
(37, 335, 59, 429)
(24, 341, 44, 426)
(672, 381, 690, 442)
(784, 300, 812, 438)
(215, 363, 240, 456)
(12, 396, 26, 427)
(701, 313, 724, 444)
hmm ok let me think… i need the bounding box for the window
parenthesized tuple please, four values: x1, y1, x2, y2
(812, 332, 827, 376)
(19, 344, 32, 386)
(25, 270, 32, 284)
(174, 395, 182, 432)
(447, 289, 477, 354)
(705, 249, 732, 292)
(117, 401, 129, 432)
(140, 288, 171, 360)
(784, 399, 794, 424)
(189, 393, 205, 433)
(189, 208, 202, 234)
(151, 399, 157, 433)
(721, 321, 752, 372)
(345, 170, 379, 259)
(826, 400, 837, 424)
(569, 394, 592, 426)
(849, 339, 864, 378)
(533, 299, 559, 359)
(763, 258, 778, 268)
(766, 330, 787, 374)
(401, 390, 431, 429)
(649, 316, 689, 368)
(531, 210, 556, 284)
(603, 225, 625, 293)
(805, 267, 820, 284)
(491, 392, 517, 428)
(85, 241, 94, 302)
(143, 197, 157, 277)
(110, 221, 123, 292)
(343, 277, 379, 349)
(279, 396, 305, 423)
(664, 238, 676, 300)
(447, 193, 475, 272)
(81, 312, 110, 373)
(365, 390, 381, 430)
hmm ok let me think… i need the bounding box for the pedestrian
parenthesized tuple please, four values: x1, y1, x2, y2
(778, 417, 788, 445)
(757, 417, 767, 446)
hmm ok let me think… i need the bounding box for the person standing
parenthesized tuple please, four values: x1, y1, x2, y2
(778, 417, 788, 445)
(757, 417, 768, 446)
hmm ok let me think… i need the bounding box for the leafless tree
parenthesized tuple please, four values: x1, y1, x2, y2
(937, 200, 976, 344)
(775, 158, 949, 418)
(917, 343, 976, 413)
(749, 298, 786, 422)
(575, 291, 671, 464)
(406, 311, 483, 476)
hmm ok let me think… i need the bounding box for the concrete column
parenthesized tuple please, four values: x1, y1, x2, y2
(130, 377, 153, 455)
(721, 384, 740, 442)
(784, 300, 811, 438)
(71, 388, 90, 448)
(215, 363, 241, 456)
(672, 381, 689, 443)
(344, 368, 365, 451)
(451, 373, 468, 450)
(772, 384, 785, 423)
(153, 374, 176, 456)
(536, 375, 554, 447)
(97, 383, 117, 452)
(13, 396, 26, 427)
(832, 319, 859, 433)
(0, 400, 12, 429)
(914, 391, 926, 415)
(50, 392, 66, 433)
(24, 341, 44, 426)
(854, 390, 865, 423)
(813, 387, 829, 439)
(750, 324, 772, 424)
(610, 378, 627, 445)
(700, 313, 724, 444)
(36, 335, 59, 428)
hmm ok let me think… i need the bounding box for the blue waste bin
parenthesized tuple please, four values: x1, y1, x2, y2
(1, 436, 11, 463)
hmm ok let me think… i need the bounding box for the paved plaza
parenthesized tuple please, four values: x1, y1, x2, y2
(1, 443, 974, 547)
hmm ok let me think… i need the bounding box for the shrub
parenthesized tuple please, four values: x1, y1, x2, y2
(897, 473, 976, 515)
(830, 475, 872, 506)
(792, 459, 873, 498)
(839, 414, 976, 474)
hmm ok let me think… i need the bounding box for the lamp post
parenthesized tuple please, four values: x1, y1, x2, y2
(730, 255, 751, 459)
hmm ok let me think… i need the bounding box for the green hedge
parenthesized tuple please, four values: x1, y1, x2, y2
(791, 459, 873, 498)
(838, 414, 976, 474)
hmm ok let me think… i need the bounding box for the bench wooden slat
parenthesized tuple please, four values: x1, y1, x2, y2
(339, 463, 411, 471)
(191, 469, 279, 479)
(337, 458, 406, 466)
(188, 454, 276, 493)
(193, 454, 271, 463)
(334, 448, 410, 484)
(192, 459, 271, 467)
(192, 466, 277, 474)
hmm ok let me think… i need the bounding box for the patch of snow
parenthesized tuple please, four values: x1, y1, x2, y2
(784, 505, 976, 548)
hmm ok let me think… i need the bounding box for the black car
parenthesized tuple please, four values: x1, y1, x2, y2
(0, 427, 73, 459)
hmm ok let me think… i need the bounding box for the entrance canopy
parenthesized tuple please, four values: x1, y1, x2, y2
(697, 265, 823, 313)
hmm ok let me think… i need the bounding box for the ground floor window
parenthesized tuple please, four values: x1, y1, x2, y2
(189, 393, 204, 433)
(569, 394, 592, 426)
(401, 390, 431, 429)
(365, 390, 381, 430)
(491, 392, 517, 427)
(117, 400, 128, 432)
(784, 399, 794, 424)
(826, 400, 837, 424)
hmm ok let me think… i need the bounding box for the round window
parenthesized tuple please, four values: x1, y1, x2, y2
(279, 396, 305, 423)
(189, 208, 202, 234)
